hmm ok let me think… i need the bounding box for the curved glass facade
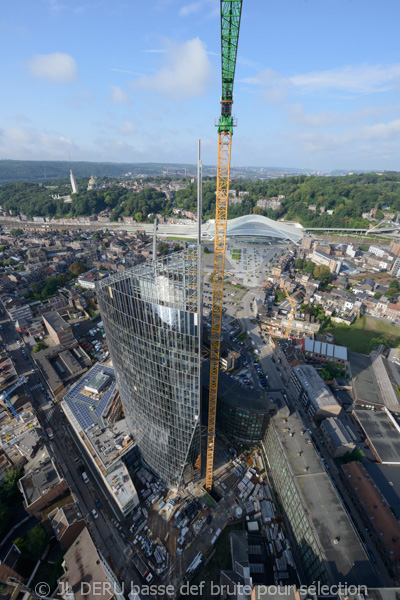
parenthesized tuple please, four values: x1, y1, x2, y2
(97, 249, 202, 490)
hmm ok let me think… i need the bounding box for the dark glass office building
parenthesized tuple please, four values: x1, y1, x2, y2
(97, 249, 202, 490)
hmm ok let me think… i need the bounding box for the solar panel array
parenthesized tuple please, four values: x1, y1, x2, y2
(63, 364, 117, 431)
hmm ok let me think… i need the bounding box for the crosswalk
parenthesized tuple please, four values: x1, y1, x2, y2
(31, 383, 42, 391)
(45, 407, 56, 423)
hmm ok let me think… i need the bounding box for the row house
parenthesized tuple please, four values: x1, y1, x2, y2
(385, 303, 400, 321)
(341, 461, 400, 583)
(273, 338, 304, 385)
(363, 296, 391, 318)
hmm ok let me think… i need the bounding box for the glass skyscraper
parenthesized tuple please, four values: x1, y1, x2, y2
(97, 249, 202, 490)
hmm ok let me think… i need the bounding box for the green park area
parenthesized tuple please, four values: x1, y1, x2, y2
(324, 315, 400, 354)
(231, 249, 241, 261)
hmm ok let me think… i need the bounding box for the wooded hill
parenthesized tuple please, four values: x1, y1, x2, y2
(0, 172, 399, 228)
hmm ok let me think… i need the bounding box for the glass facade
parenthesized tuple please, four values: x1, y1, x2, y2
(217, 398, 268, 443)
(97, 249, 202, 490)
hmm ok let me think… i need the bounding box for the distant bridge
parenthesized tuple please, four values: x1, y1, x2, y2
(306, 228, 368, 232)
(306, 221, 400, 234)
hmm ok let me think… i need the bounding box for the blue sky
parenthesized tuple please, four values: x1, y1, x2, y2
(1, 0, 400, 171)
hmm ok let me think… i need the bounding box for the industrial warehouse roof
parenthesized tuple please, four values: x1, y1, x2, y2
(350, 351, 400, 410)
(355, 408, 400, 463)
(225, 215, 303, 244)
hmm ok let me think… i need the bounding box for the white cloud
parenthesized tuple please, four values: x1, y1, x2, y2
(118, 121, 135, 135)
(179, 0, 218, 19)
(143, 49, 166, 54)
(109, 85, 130, 104)
(179, 2, 202, 17)
(362, 119, 400, 141)
(285, 104, 338, 128)
(0, 126, 78, 159)
(42, 0, 66, 13)
(288, 117, 400, 156)
(243, 63, 400, 103)
(66, 88, 94, 110)
(290, 63, 400, 94)
(28, 52, 78, 83)
(112, 68, 141, 75)
(133, 38, 213, 99)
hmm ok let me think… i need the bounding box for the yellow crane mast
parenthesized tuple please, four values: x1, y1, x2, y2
(205, 0, 243, 492)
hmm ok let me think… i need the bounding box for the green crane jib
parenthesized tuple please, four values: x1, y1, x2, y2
(218, 0, 243, 134)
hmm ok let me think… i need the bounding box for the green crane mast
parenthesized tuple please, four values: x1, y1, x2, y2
(218, 1, 243, 134)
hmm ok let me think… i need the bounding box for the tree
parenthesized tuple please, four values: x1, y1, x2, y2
(374, 292, 382, 300)
(390, 279, 400, 290)
(57, 273, 69, 287)
(13, 537, 26, 552)
(313, 265, 332, 285)
(25, 524, 49, 559)
(41, 277, 58, 298)
(386, 287, 400, 302)
(0, 467, 23, 505)
(32, 342, 48, 354)
(305, 260, 316, 274)
(10, 228, 23, 237)
(157, 242, 169, 256)
(69, 261, 87, 276)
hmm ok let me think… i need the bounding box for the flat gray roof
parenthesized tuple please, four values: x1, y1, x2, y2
(272, 411, 379, 587)
(19, 447, 63, 505)
(43, 310, 70, 332)
(355, 408, 400, 463)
